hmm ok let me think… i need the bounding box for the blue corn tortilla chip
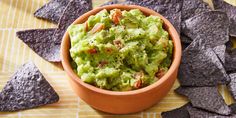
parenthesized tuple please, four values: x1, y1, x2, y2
(100, 0, 120, 6)
(213, 0, 236, 37)
(227, 73, 236, 100)
(175, 86, 231, 115)
(16, 29, 60, 62)
(178, 39, 230, 87)
(181, 0, 212, 42)
(34, 0, 70, 23)
(53, 0, 92, 44)
(0, 62, 59, 111)
(161, 103, 190, 118)
(125, 0, 183, 34)
(181, 0, 212, 21)
(181, 11, 229, 48)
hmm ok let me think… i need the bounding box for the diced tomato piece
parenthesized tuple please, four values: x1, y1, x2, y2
(98, 61, 108, 68)
(91, 24, 104, 34)
(134, 79, 142, 89)
(155, 69, 166, 78)
(113, 39, 123, 49)
(87, 48, 97, 54)
(112, 9, 122, 25)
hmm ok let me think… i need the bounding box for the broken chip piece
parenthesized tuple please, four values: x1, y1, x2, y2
(34, 0, 70, 23)
(175, 86, 231, 115)
(161, 103, 190, 118)
(213, 0, 236, 37)
(16, 28, 61, 62)
(178, 39, 230, 87)
(181, 11, 229, 48)
(53, 0, 92, 44)
(0, 62, 59, 111)
(124, 0, 183, 34)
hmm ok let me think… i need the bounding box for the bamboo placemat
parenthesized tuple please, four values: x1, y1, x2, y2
(0, 0, 235, 117)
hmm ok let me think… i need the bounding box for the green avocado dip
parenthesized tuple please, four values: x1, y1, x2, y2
(68, 9, 173, 91)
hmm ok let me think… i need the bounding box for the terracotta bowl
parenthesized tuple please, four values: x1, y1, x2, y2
(61, 4, 182, 114)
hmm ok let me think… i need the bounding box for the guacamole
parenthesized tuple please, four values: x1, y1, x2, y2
(68, 9, 173, 91)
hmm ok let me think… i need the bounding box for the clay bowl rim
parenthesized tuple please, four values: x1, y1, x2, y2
(61, 4, 182, 96)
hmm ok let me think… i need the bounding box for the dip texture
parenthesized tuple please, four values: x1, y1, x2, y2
(68, 9, 173, 91)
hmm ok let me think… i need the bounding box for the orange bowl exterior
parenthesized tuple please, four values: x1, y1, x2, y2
(61, 5, 182, 114)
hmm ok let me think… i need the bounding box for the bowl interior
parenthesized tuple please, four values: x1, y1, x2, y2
(61, 4, 182, 95)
